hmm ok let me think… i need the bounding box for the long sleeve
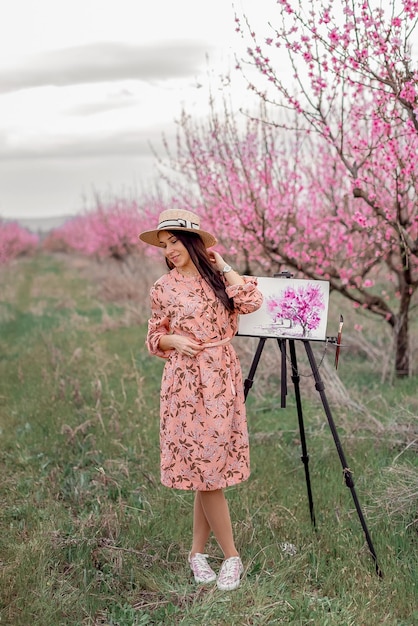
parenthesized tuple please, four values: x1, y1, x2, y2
(225, 277, 263, 315)
(146, 284, 172, 359)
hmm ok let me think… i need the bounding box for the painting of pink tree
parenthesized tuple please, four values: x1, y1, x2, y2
(266, 283, 326, 338)
(238, 278, 329, 340)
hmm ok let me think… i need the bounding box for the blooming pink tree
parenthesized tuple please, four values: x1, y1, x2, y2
(233, 0, 418, 377)
(45, 197, 160, 260)
(0, 221, 39, 265)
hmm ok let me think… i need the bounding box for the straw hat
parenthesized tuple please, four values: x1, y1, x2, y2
(138, 209, 217, 248)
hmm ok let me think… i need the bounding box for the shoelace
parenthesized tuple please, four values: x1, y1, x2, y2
(189, 553, 216, 581)
(218, 557, 242, 584)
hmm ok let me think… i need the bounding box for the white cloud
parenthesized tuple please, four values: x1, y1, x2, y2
(0, 41, 213, 94)
(0, 154, 157, 219)
(0, 125, 168, 161)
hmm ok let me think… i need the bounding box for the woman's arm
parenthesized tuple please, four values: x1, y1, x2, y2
(208, 250, 245, 286)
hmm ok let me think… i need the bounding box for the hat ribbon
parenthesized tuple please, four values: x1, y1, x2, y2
(158, 218, 199, 230)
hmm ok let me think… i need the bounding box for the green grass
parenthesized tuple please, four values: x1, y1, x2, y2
(0, 253, 417, 625)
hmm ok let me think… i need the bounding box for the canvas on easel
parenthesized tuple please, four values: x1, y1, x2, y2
(238, 277, 330, 340)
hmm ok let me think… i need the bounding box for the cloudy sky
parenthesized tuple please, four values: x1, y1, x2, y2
(0, 0, 273, 220)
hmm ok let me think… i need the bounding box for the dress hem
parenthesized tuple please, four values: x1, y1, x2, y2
(161, 473, 250, 492)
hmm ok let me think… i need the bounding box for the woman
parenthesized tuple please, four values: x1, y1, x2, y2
(139, 209, 263, 591)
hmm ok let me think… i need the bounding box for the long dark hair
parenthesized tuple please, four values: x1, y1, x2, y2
(165, 230, 235, 312)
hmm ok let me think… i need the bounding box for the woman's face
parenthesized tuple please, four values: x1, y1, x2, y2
(158, 231, 194, 270)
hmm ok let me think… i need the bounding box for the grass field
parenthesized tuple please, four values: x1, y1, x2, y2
(0, 253, 417, 625)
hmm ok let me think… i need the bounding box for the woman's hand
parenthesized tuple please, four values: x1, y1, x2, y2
(208, 250, 245, 285)
(159, 334, 203, 357)
(208, 250, 227, 272)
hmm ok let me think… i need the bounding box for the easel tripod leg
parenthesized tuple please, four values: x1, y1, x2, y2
(243, 337, 267, 400)
(288, 340, 316, 527)
(303, 341, 383, 577)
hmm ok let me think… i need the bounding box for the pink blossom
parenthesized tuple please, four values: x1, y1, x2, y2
(400, 81, 417, 103)
(329, 28, 340, 45)
(0, 221, 39, 264)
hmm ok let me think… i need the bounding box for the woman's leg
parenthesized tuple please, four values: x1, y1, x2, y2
(190, 491, 212, 555)
(197, 489, 239, 559)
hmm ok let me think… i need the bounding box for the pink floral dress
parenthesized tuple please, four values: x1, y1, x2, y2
(146, 268, 263, 491)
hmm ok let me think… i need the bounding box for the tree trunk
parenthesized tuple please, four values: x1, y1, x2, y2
(394, 297, 410, 378)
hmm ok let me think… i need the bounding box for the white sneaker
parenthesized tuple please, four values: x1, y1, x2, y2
(217, 556, 244, 591)
(188, 553, 217, 584)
